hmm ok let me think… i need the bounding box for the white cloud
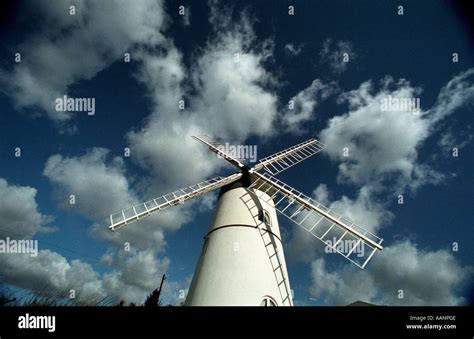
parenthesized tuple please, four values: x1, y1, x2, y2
(43, 147, 195, 251)
(433, 69, 474, 153)
(102, 248, 169, 304)
(429, 68, 474, 123)
(0, 178, 54, 238)
(0, 178, 105, 304)
(0, 0, 167, 124)
(325, 186, 393, 234)
(128, 43, 213, 190)
(165, 274, 193, 306)
(43, 148, 135, 222)
(283, 80, 335, 133)
(0, 244, 184, 305)
(0, 249, 106, 304)
(319, 39, 354, 74)
(312, 183, 330, 204)
(292, 70, 472, 267)
(320, 69, 474, 193)
(310, 241, 472, 306)
(128, 4, 279, 192)
(320, 78, 430, 189)
(438, 127, 473, 154)
(0, 175, 187, 305)
(284, 43, 303, 56)
(189, 22, 277, 140)
(42, 148, 203, 304)
(310, 258, 376, 305)
(0, 179, 108, 303)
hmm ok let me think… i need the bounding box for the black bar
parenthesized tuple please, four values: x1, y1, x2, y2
(0, 306, 472, 338)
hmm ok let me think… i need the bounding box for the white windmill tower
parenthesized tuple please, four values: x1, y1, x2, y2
(108, 136, 384, 306)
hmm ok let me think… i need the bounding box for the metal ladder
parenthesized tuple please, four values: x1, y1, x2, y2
(240, 191, 292, 306)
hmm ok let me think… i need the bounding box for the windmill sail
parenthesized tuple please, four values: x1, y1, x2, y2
(253, 138, 325, 175)
(249, 171, 383, 269)
(109, 172, 242, 230)
(192, 135, 246, 169)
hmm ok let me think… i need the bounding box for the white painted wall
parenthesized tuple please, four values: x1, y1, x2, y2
(185, 187, 293, 306)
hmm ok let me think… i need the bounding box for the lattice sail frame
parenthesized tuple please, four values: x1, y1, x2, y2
(109, 173, 242, 230)
(192, 135, 246, 169)
(253, 138, 325, 175)
(248, 171, 383, 268)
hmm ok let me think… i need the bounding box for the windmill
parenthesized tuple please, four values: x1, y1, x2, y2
(108, 136, 383, 306)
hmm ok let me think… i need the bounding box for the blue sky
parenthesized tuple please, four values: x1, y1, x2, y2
(0, 0, 473, 306)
